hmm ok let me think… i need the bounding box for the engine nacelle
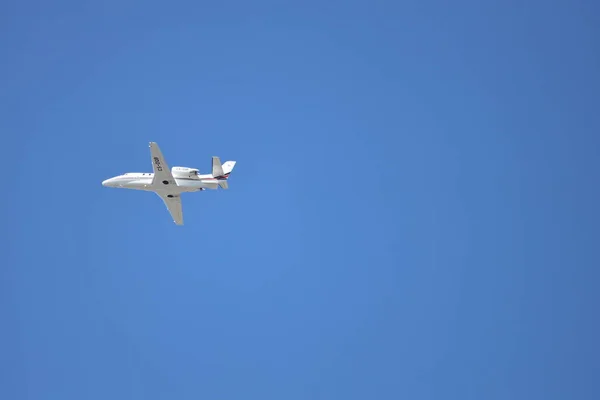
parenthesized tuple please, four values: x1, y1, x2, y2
(171, 166, 199, 178)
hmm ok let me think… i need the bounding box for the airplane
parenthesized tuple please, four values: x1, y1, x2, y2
(102, 142, 236, 225)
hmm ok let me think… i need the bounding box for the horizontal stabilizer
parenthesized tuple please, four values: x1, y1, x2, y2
(218, 180, 229, 189)
(212, 156, 224, 177)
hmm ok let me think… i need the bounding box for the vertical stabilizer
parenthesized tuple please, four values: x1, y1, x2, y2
(213, 159, 236, 189)
(222, 161, 236, 175)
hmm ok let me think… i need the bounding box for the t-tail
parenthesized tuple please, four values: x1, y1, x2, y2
(212, 156, 236, 189)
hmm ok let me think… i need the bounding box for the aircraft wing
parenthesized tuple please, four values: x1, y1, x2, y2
(149, 142, 176, 186)
(156, 193, 184, 225)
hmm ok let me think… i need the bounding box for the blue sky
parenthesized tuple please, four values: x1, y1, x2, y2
(2, 1, 599, 399)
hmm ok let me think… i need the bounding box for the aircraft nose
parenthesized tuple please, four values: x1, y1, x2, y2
(102, 178, 113, 187)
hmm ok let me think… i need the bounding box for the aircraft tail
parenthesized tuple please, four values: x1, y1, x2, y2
(212, 157, 236, 189)
(222, 161, 236, 175)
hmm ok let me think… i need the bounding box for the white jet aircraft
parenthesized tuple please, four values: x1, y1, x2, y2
(102, 142, 236, 225)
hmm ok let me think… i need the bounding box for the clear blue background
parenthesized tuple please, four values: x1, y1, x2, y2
(2, 1, 599, 399)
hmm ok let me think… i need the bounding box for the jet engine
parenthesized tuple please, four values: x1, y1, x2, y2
(171, 166, 199, 178)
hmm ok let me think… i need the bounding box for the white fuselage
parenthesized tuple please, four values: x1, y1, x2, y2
(102, 142, 235, 225)
(102, 172, 223, 193)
